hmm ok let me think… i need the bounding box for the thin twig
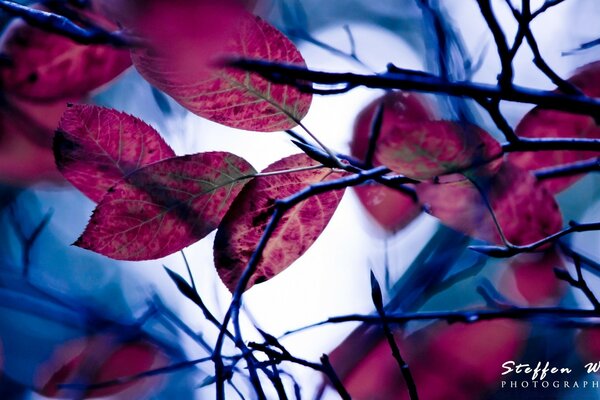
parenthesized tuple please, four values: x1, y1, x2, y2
(469, 221, 600, 258)
(371, 272, 419, 400)
(283, 307, 600, 337)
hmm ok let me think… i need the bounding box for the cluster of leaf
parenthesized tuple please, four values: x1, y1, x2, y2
(31, 0, 354, 294)
(331, 61, 600, 399)
(3, 0, 600, 398)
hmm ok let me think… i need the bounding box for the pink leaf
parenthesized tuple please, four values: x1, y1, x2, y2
(351, 92, 434, 231)
(54, 104, 175, 202)
(75, 152, 256, 260)
(499, 250, 566, 306)
(214, 153, 345, 292)
(376, 120, 502, 180)
(0, 17, 131, 102)
(37, 335, 168, 399)
(416, 162, 563, 246)
(509, 61, 600, 193)
(0, 106, 63, 185)
(131, 11, 312, 132)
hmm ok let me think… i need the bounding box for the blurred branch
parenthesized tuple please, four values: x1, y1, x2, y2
(8, 206, 53, 277)
(0, 0, 129, 46)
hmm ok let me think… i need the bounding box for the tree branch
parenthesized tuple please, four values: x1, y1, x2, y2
(229, 59, 600, 118)
(0, 0, 129, 46)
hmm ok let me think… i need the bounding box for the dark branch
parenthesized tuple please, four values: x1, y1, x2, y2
(469, 221, 600, 258)
(371, 272, 419, 400)
(476, 0, 513, 88)
(0, 0, 129, 46)
(534, 158, 600, 181)
(284, 307, 600, 336)
(229, 59, 600, 119)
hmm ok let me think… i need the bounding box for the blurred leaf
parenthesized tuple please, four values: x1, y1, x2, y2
(0, 15, 131, 102)
(37, 334, 169, 399)
(351, 92, 430, 232)
(417, 162, 563, 245)
(334, 320, 528, 400)
(509, 61, 600, 193)
(376, 121, 502, 180)
(499, 250, 566, 306)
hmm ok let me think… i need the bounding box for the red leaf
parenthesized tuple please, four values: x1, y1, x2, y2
(353, 183, 421, 232)
(376, 121, 502, 180)
(214, 153, 345, 292)
(37, 335, 168, 399)
(508, 62, 600, 193)
(0, 17, 131, 102)
(499, 250, 566, 306)
(54, 104, 175, 202)
(337, 320, 527, 400)
(416, 162, 563, 245)
(131, 11, 312, 132)
(75, 152, 255, 260)
(351, 92, 433, 232)
(577, 327, 600, 363)
(0, 106, 63, 185)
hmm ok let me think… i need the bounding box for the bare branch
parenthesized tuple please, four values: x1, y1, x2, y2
(0, 0, 129, 46)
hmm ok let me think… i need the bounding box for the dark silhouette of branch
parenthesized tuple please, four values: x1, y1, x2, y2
(0, 0, 129, 46)
(502, 138, 600, 152)
(555, 254, 600, 310)
(284, 307, 600, 337)
(229, 59, 600, 118)
(534, 158, 600, 181)
(320, 355, 351, 400)
(371, 272, 419, 400)
(469, 221, 600, 258)
(531, 0, 567, 19)
(476, 0, 513, 88)
(212, 166, 390, 399)
(476, 97, 519, 142)
(505, 0, 582, 95)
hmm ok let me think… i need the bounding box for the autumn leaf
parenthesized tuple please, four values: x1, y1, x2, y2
(509, 61, 600, 193)
(334, 320, 528, 400)
(376, 120, 502, 180)
(54, 104, 176, 202)
(131, 11, 312, 132)
(416, 162, 563, 246)
(499, 250, 566, 306)
(0, 107, 62, 185)
(37, 335, 168, 399)
(75, 152, 255, 260)
(350, 92, 434, 232)
(214, 153, 345, 292)
(0, 18, 131, 102)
